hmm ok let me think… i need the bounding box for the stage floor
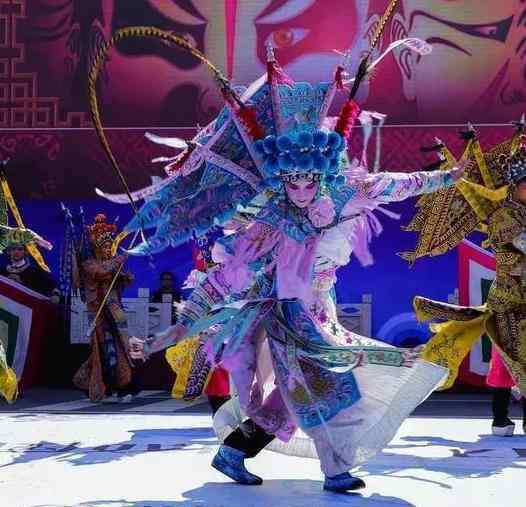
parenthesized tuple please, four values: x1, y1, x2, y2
(0, 390, 525, 507)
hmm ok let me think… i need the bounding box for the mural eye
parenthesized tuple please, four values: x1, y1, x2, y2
(266, 28, 310, 49)
(451, 16, 513, 43)
(469, 18, 512, 42)
(477, 26, 497, 37)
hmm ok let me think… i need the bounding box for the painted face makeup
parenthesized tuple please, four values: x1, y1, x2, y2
(284, 178, 319, 208)
(100, 240, 113, 261)
(8, 246, 25, 263)
(393, 0, 526, 122)
(513, 179, 526, 204)
(29, 1, 379, 127)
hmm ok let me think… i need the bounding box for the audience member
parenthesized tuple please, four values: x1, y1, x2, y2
(1, 243, 59, 302)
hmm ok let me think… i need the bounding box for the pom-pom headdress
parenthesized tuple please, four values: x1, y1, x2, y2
(92, 22, 429, 256)
(254, 129, 348, 185)
(254, 44, 355, 187)
(96, 38, 360, 255)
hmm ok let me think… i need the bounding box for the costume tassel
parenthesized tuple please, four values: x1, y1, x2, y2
(165, 145, 196, 175)
(266, 57, 294, 86)
(236, 105, 265, 140)
(219, 85, 264, 141)
(335, 100, 361, 141)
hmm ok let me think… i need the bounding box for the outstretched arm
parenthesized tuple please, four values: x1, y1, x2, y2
(362, 165, 465, 203)
(140, 268, 228, 356)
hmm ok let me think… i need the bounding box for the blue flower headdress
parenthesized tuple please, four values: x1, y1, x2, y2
(95, 42, 362, 255)
(89, 18, 434, 256)
(254, 129, 347, 187)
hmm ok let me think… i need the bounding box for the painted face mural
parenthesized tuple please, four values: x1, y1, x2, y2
(27, 1, 525, 127)
(392, 0, 526, 123)
(26, 0, 376, 127)
(230, 0, 375, 90)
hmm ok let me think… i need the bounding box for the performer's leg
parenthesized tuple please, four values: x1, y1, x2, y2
(309, 427, 366, 493)
(100, 322, 118, 399)
(106, 301, 138, 401)
(223, 419, 275, 457)
(212, 419, 275, 485)
(492, 387, 515, 436)
(208, 395, 231, 416)
(117, 366, 141, 401)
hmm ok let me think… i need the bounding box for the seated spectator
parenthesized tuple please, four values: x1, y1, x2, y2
(0, 243, 59, 302)
(151, 271, 181, 324)
(151, 271, 181, 303)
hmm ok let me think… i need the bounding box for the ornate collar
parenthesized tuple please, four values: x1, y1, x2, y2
(6, 259, 30, 275)
(257, 198, 318, 242)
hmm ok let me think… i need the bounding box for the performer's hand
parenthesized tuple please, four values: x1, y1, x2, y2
(401, 345, 424, 368)
(170, 323, 188, 343)
(450, 159, 470, 182)
(173, 301, 185, 313)
(129, 336, 146, 361)
(355, 351, 369, 368)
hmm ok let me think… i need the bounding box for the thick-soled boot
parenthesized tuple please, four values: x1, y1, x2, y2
(211, 445, 263, 485)
(492, 388, 515, 436)
(323, 472, 366, 493)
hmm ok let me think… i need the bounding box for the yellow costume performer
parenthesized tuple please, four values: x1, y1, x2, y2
(0, 159, 53, 403)
(404, 122, 526, 434)
(0, 339, 17, 403)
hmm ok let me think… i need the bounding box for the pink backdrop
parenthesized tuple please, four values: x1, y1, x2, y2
(0, 0, 523, 198)
(11, 0, 526, 129)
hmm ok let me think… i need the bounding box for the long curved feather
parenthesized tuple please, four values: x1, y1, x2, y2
(144, 132, 188, 150)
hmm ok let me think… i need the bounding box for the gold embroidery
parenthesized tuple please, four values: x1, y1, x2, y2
(412, 172, 526, 394)
(400, 135, 520, 264)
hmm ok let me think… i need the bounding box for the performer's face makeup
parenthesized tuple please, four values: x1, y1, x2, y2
(8, 245, 25, 263)
(393, 0, 526, 121)
(100, 241, 113, 261)
(284, 178, 319, 208)
(513, 179, 526, 203)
